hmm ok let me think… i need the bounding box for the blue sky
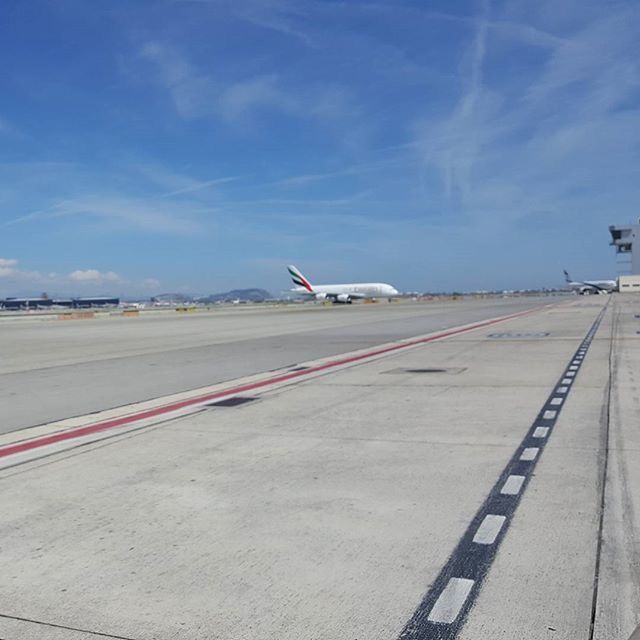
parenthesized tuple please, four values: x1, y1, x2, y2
(1, 0, 639, 296)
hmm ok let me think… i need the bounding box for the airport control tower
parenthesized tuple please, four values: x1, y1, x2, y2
(609, 222, 640, 274)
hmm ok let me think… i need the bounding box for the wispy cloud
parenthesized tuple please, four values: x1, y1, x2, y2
(417, 0, 491, 201)
(137, 40, 357, 124)
(158, 177, 234, 198)
(0, 159, 226, 235)
(526, 8, 640, 112)
(3, 196, 205, 235)
(414, 0, 640, 236)
(131, 164, 235, 198)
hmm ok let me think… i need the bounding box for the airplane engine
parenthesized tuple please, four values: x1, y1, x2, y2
(315, 292, 328, 301)
(336, 294, 352, 304)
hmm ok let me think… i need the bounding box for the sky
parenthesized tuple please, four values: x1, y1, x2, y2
(1, 0, 639, 296)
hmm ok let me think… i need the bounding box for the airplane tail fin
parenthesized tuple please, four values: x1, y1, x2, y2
(563, 269, 571, 283)
(287, 265, 314, 292)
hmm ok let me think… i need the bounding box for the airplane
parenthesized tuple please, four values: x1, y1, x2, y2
(563, 270, 617, 294)
(287, 265, 400, 303)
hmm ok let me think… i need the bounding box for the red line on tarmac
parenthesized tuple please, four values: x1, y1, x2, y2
(0, 303, 555, 460)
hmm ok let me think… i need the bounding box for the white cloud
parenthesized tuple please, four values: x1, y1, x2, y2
(0, 258, 20, 279)
(0, 258, 42, 282)
(69, 269, 120, 283)
(142, 278, 161, 289)
(0, 258, 153, 294)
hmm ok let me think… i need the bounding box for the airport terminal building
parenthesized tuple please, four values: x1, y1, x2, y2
(0, 296, 119, 310)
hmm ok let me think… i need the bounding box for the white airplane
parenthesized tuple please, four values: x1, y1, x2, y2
(563, 270, 617, 294)
(287, 265, 400, 303)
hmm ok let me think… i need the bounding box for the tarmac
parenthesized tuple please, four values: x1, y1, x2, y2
(0, 296, 638, 639)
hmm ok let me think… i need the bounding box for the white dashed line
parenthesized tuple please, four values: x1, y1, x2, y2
(500, 475, 525, 495)
(520, 447, 539, 461)
(473, 515, 506, 545)
(569, 365, 578, 371)
(396, 309, 607, 639)
(427, 578, 475, 624)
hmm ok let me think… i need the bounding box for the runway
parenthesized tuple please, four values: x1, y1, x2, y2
(0, 297, 549, 434)
(0, 296, 638, 639)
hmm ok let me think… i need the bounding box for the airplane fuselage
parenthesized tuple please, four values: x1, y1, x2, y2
(287, 265, 399, 303)
(291, 283, 400, 302)
(293, 283, 396, 296)
(567, 279, 617, 294)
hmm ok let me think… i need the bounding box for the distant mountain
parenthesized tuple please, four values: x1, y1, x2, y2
(198, 288, 272, 303)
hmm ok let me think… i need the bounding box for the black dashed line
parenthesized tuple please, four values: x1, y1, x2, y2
(398, 305, 607, 640)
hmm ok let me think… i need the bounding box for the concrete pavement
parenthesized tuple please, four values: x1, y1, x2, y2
(0, 296, 638, 639)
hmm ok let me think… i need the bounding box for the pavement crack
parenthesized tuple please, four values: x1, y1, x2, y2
(0, 613, 141, 640)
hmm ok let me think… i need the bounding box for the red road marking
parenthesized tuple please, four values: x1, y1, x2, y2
(0, 303, 556, 460)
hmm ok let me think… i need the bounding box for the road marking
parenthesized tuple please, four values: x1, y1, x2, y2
(0, 303, 557, 466)
(566, 371, 576, 377)
(500, 475, 525, 495)
(557, 386, 568, 393)
(533, 426, 549, 438)
(569, 365, 578, 370)
(550, 397, 563, 406)
(562, 378, 572, 385)
(472, 515, 506, 544)
(520, 447, 539, 461)
(427, 578, 475, 624)
(397, 304, 608, 640)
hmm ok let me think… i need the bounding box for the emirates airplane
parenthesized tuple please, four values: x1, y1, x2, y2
(287, 265, 400, 303)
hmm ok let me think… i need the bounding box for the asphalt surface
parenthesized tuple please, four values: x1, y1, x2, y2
(0, 298, 550, 433)
(0, 295, 638, 640)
